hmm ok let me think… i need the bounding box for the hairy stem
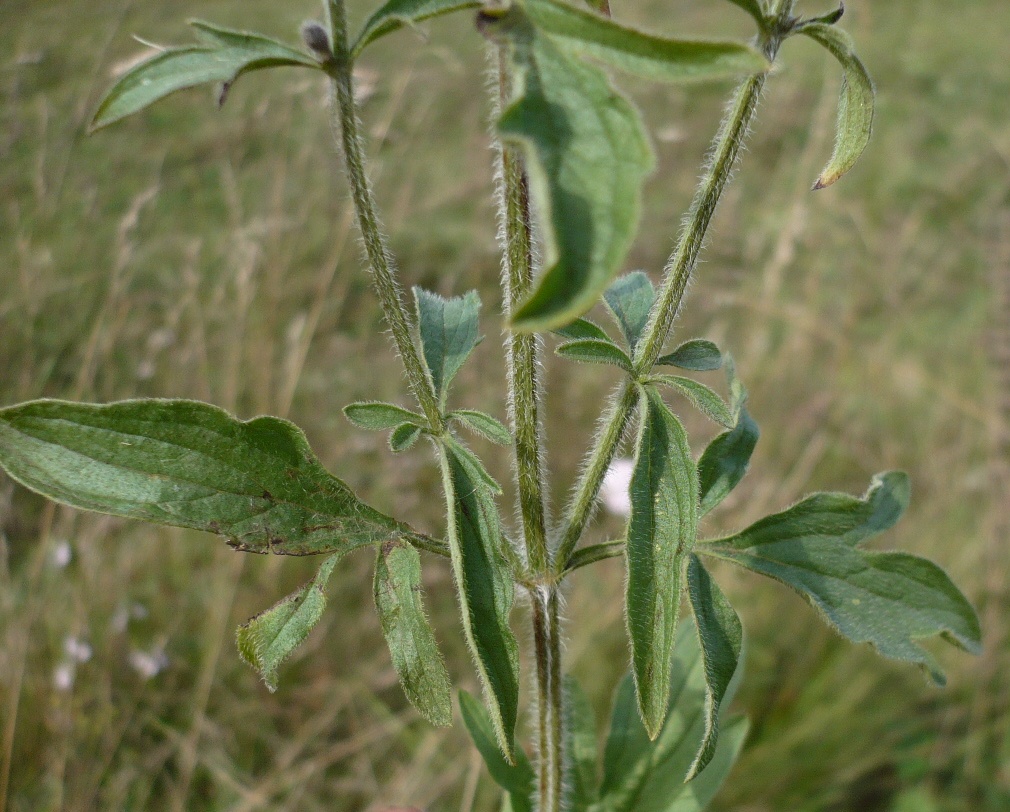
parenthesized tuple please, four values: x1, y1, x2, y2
(556, 11, 797, 573)
(531, 587, 564, 812)
(326, 0, 444, 432)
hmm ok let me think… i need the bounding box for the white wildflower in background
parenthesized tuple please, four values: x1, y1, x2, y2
(49, 539, 72, 568)
(600, 457, 634, 517)
(129, 647, 169, 681)
(53, 635, 92, 691)
(53, 663, 75, 692)
(64, 636, 92, 663)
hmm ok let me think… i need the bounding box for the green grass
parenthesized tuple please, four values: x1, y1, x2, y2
(2, 0, 1008, 809)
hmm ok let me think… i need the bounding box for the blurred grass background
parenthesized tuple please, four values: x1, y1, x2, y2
(1, 0, 1008, 809)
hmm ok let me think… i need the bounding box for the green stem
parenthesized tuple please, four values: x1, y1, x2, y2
(531, 586, 563, 812)
(326, 0, 444, 432)
(496, 47, 550, 575)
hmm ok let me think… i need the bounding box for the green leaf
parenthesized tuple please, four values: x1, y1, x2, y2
(446, 436, 503, 495)
(799, 23, 875, 189)
(344, 401, 424, 430)
(604, 272, 655, 354)
(720, 0, 767, 28)
(414, 288, 481, 406)
(0, 399, 432, 555)
(697, 359, 759, 516)
(556, 339, 633, 372)
(441, 440, 521, 760)
(599, 620, 746, 811)
(524, 0, 769, 84)
(460, 690, 534, 812)
(649, 375, 734, 428)
(685, 556, 743, 780)
(484, 5, 654, 332)
(700, 472, 982, 683)
(565, 675, 600, 811)
(564, 540, 625, 573)
(374, 539, 452, 726)
(449, 410, 513, 447)
(626, 386, 699, 738)
(352, 0, 480, 58)
(236, 553, 341, 691)
(553, 317, 613, 342)
(655, 339, 723, 372)
(90, 21, 319, 130)
(389, 423, 424, 452)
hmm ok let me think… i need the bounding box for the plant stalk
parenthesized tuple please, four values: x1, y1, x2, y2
(531, 586, 564, 812)
(326, 0, 444, 433)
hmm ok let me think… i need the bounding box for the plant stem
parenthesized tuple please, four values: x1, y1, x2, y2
(556, 11, 796, 573)
(495, 47, 550, 575)
(531, 586, 563, 812)
(325, 0, 444, 433)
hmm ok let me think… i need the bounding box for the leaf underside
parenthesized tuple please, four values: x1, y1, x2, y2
(352, 0, 480, 57)
(460, 690, 535, 812)
(604, 271, 655, 354)
(414, 287, 482, 405)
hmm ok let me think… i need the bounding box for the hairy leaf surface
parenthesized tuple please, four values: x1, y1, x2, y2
(344, 401, 424, 430)
(353, 0, 480, 56)
(414, 288, 481, 405)
(91, 21, 318, 130)
(553, 318, 613, 342)
(656, 339, 723, 372)
(0, 399, 429, 555)
(699, 472, 981, 682)
(460, 690, 534, 812)
(389, 423, 424, 452)
(604, 272, 655, 354)
(450, 410, 513, 446)
(566, 675, 600, 811)
(649, 375, 734, 428)
(556, 339, 633, 371)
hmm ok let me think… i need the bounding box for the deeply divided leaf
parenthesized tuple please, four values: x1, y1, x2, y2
(0, 399, 431, 555)
(556, 339, 633, 371)
(91, 21, 319, 130)
(236, 553, 341, 691)
(685, 556, 743, 780)
(441, 439, 520, 759)
(352, 0, 480, 57)
(374, 539, 452, 726)
(799, 23, 875, 189)
(414, 288, 481, 405)
(604, 272, 655, 354)
(484, 5, 654, 332)
(460, 691, 535, 812)
(656, 339, 723, 372)
(525, 0, 769, 83)
(626, 386, 699, 738)
(699, 472, 982, 682)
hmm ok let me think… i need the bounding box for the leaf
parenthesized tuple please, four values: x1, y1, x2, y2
(599, 620, 746, 811)
(603, 272, 655, 354)
(374, 539, 452, 726)
(626, 386, 699, 738)
(553, 317, 613, 342)
(236, 553, 341, 691)
(446, 436, 503, 495)
(649, 375, 734, 428)
(684, 556, 743, 780)
(0, 399, 431, 555)
(556, 339, 633, 372)
(414, 288, 481, 405)
(460, 690, 534, 812)
(699, 472, 982, 683)
(565, 675, 599, 811)
(564, 540, 625, 573)
(800, 23, 875, 189)
(655, 339, 723, 372)
(389, 423, 424, 452)
(697, 359, 759, 516)
(441, 440, 521, 760)
(91, 20, 319, 130)
(484, 5, 654, 332)
(450, 410, 513, 447)
(720, 0, 767, 28)
(524, 0, 769, 84)
(352, 0, 480, 57)
(344, 401, 424, 430)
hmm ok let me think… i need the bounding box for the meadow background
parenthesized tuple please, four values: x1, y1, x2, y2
(2, 0, 1008, 809)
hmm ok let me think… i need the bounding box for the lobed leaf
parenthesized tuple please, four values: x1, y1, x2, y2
(344, 401, 424, 430)
(525, 0, 769, 84)
(699, 472, 982, 683)
(656, 339, 723, 372)
(460, 690, 535, 812)
(684, 556, 743, 780)
(236, 553, 341, 691)
(604, 272, 655, 355)
(0, 399, 431, 555)
(484, 5, 654, 332)
(374, 539, 452, 726)
(414, 288, 482, 406)
(449, 410, 513, 447)
(389, 423, 424, 452)
(626, 386, 699, 738)
(556, 339, 633, 371)
(441, 439, 521, 760)
(799, 23, 875, 189)
(352, 0, 480, 57)
(91, 20, 319, 130)
(649, 375, 734, 428)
